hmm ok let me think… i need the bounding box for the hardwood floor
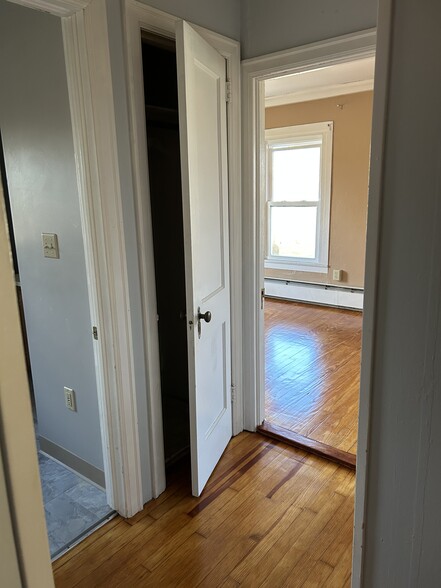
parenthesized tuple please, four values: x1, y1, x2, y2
(53, 432, 355, 587)
(264, 299, 362, 455)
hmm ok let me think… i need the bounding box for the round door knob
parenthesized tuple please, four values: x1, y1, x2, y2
(198, 310, 212, 323)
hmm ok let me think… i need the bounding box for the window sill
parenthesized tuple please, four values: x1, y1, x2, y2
(265, 259, 329, 274)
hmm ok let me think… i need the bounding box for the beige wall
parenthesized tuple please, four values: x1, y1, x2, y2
(265, 90, 373, 288)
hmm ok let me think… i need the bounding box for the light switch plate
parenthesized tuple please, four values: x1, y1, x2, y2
(64, 387, 76, 412)
(42, 233, 59, 259)
(333, 269, 342, 281)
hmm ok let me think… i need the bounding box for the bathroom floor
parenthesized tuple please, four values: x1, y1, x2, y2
(38, 452, 113, 559)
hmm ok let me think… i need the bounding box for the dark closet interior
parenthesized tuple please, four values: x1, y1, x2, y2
(141, 34, 190, 470)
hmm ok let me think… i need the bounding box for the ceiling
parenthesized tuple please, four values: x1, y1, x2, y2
(265, 57, 375, 107)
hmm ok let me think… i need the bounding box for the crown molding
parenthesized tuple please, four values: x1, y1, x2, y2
(265, 78, 374, 107)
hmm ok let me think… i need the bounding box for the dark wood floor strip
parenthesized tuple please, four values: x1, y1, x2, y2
(266, 460, 305, 499)
(187, 442, 277, 517)
(257, 422, 356, 470)
(204, 440, 268, 493)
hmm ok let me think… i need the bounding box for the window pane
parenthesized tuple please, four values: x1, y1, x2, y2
(270, 206, 317, 259)
(272, 145, 321, 202)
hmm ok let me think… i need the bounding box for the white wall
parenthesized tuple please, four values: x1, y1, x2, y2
(360, 0, 441, 584)
(0, 1, 103, 473)
(240, 0, 378, 58)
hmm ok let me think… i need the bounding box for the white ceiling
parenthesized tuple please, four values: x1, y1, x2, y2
(265, 57, 375, 107)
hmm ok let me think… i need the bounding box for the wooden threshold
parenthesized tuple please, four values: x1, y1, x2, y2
(257, 421, 356, 470)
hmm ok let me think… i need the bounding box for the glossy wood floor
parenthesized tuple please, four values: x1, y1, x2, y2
(53, 432, 355, 587)
(265, 299, 362, 455)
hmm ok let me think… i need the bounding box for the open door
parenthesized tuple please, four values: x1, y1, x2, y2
(176, 21, 232, 496)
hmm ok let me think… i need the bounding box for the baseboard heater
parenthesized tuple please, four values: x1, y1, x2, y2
(264, 278, 364, 310)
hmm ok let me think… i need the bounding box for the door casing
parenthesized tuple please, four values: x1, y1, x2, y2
(123, 0, 242, 498)
(241, 28, 385, 588)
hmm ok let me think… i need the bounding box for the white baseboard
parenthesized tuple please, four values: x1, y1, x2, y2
(264, 278, 364, 310)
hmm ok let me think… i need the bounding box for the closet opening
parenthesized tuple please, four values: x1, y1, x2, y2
(142, 34, 191, 481)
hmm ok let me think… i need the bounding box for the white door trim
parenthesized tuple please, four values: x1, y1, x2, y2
(5, 0, 144, 519)
(122, 0, 242, 498)
(62, 0, 143, 517)
(7, 0, 90, 17)
(352, 5, 392, 585)
(241, 29, 378, 588)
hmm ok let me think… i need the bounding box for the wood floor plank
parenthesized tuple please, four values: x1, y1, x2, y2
(258, 492, 346, 588)
(218, 577, 240, 587)
(322, 542, 353, 587)
(51, 516, 121, 571)
(54, 432, 355, 588)
(299, 560, 334, 587)
(53, 517, 154, 588)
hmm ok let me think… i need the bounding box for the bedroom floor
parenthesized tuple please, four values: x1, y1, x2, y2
(264, 299, 362, 455)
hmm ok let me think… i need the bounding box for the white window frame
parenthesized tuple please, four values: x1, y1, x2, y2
(265, 121, 333, 273)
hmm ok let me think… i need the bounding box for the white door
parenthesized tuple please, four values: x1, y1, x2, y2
(176, 21, 232, 496)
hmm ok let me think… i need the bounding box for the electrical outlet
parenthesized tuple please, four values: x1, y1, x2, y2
(333, 269, 342, 281)
(42, 233, 59, 259)
(64, 387, 76, 412)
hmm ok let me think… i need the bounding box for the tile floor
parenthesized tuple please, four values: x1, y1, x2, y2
(38, 452, 113, 559)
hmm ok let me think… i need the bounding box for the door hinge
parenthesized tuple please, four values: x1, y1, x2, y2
(92, 326, 98, 340)
(261, 287, 265, 310)
(226, 80, 232, 103)
(231, 384, 236, 404)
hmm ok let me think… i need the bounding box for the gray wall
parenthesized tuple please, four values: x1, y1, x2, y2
(0, 1, 103, 472)
(361, 0, 441, 585)
(240, 0, 378, 58)
(139, 0, 240, 40)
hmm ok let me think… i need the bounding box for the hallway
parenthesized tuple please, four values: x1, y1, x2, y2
(53, 432, 354, 587)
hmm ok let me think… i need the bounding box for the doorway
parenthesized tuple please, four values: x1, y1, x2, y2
(0, 133, 113, 560)
(253, 56, 375, 469)
(141, 34, 191, 477)
(138, 22, 235, 498)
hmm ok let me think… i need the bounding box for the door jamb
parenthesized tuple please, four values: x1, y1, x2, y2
(123, 0, 242, 498)
(241, 29, 378, 587)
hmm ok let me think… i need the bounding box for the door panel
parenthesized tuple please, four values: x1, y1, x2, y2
(176, 21, 232, 496)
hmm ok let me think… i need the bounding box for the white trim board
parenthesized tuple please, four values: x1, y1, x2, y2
(63, 0, 143, 518)
(265, 279, 364, 310)
(265, 121, 333, 273)
(6, 0, 90, 17)
(123, 0, 242, 499)
(265, 78, 374, 108)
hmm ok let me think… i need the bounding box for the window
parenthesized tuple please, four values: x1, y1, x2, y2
(265, 122, 333, 273)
